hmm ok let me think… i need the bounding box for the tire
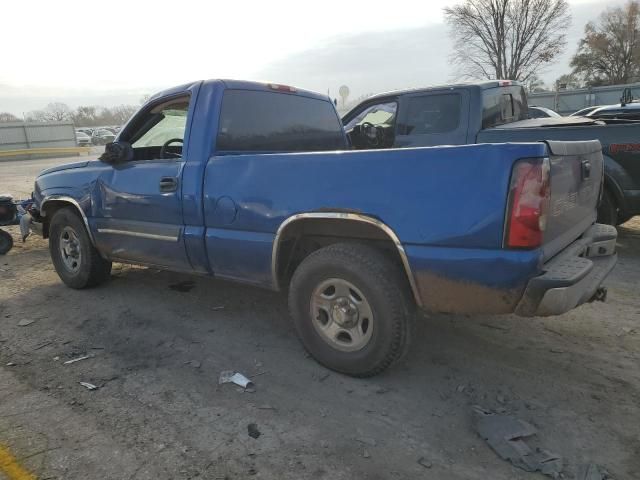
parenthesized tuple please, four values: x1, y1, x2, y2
(49, 207, 112, 288)
(0, 229, 13, 255)
(597, 189, 617, 226)
(288, 243, 414, 377)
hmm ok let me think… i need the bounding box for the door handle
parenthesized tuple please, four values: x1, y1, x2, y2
(159, 177, 178, 192)
(581, 159, 591, 180)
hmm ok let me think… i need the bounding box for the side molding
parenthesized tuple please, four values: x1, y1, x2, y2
(40, 195, 96, 245)
(271, 212, 422, 307)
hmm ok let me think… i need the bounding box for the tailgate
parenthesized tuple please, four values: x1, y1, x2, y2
(542, 140, 603, 261)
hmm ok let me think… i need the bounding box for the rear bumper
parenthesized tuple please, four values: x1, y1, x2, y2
(515, 223, 617, 317)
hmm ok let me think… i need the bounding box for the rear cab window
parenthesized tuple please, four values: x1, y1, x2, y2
(482, 86, 528, 128)
(216, 90, 347, 153)
(399, 94, 461, 135)
(393, 90, 469, 147)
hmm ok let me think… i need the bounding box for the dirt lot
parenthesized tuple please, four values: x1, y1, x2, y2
(1, 156, 639, 479)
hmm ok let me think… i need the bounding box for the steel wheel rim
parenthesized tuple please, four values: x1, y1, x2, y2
(310, 277, 374, 352)
(59, 226, 82, 273)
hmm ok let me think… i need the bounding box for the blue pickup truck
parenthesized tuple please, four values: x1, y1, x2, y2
(31, 80, 617, 376)
(343, 81, 640, 225)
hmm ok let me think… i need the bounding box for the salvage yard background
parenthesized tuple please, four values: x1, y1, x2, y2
(1, 155, 639, 479)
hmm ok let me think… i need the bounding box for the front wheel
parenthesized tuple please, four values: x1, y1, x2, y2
(288, 243, 414, 377)
(49, 207, 112, 288)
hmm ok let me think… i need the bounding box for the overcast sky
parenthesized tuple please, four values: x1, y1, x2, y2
(0, 0, 625, 115)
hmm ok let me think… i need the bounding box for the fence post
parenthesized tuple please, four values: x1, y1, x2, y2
(23, 123, 31, 149)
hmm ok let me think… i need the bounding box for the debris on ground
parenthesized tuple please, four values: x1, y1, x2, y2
(579, 463, 610, 480)
(6, 361, 16, 367)
(211, 305, 225, 311)
(33, 341, 52, 350)
(479, 323, 510, 332)
(17, 318, 34, 326)
(168, 281, 195, 292)
(473, 407, 563, 478)
(79, 382, 99, 390)
(318, 372, 330, 382)
(219, 371, 254, 390)
(247, 423, 261, 439)
(417, 457, 433, 469)
(362, 449, 371, 458)
(184, 360, 201, 369)
(63, 354, 95, 365)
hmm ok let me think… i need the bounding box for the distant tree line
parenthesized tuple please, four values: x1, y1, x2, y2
(0, 96, 149, 126)
(445, 0, 640, 91)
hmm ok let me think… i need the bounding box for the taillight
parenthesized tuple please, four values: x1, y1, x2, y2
(505, 158, 550, 249)
(267, 83, 297, 93)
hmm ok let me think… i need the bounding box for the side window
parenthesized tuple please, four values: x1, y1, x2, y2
(343, 102, 397, 131)
(400, 94, 461, 135)
(217, 90, 346, 152)
(122, 96, 190, 160)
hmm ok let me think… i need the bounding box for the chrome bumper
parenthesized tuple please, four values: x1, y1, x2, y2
(516, 224, 618, 317)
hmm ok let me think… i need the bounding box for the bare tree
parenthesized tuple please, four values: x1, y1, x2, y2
(110, 105, 138, 125)
(43, 102, 73, 122)
(444, 0, 571, 82)
(72, 106, 99, 126)
(26, 103, 73, 122)
(571, 1, 640, 86)
(0, 112, 20, 122)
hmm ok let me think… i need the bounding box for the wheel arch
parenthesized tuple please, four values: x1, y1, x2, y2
(40, 195, 96, 245)
(271, 212, 422, 307)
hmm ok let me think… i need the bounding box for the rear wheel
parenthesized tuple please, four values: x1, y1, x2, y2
(597, 189, 617, 226)
(288, 243, 413, 377)
(49, 207, 112, 288)
(0, 229, 13, 255)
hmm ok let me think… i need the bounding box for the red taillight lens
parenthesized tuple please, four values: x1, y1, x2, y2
(267, 83, 297, 93)
(505, 158, 550, 249)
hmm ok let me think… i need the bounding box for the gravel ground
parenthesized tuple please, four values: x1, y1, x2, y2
(1, 155, 639, 479)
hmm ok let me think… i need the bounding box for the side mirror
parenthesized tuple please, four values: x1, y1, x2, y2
(99, 141, 133, 164)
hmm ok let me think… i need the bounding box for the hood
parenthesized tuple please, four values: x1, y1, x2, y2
(38, 161, 89, 177)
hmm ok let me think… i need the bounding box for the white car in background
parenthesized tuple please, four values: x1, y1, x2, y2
(75, 131, 92, 146)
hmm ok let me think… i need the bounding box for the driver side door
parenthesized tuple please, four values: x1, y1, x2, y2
(92, 93, 193, 270)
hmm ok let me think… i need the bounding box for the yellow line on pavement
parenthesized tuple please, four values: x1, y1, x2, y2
(0, 147, 91, 158)
(0, 444, 37, 480)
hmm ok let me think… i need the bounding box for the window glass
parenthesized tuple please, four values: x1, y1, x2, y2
(343, 102, 397, 131)
(131, 99, 189, 148)
(217, 90, 346, 152)
(482, 86, 528, 128)
(401, 94, 461, 135)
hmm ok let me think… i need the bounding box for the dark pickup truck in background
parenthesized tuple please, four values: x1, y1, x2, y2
(343, 81, 640, 226)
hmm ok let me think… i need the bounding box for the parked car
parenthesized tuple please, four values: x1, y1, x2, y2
(569, 106, 601, 117)
(75, 131, 92, 147)
(92, 128, 116, 145)
(586, 102, 640, 121)
(342, 80, 640, 225)
(528, 106, 561, 118)
(76, 127, 94, 136)
(28, 79, 616, 377)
